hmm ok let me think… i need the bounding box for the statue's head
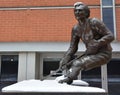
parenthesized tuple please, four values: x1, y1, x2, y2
(74, 2, 90, 20)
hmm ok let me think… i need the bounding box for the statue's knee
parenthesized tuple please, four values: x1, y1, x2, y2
(73, 60, 82, 67)
(72, 60, 86, 71)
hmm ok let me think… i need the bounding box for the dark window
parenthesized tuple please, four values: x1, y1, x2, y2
(43, 58, 61, 76)
(108, 59, 120, 78)
(102, 0, 113, 6)
(82, 67, 101, 83)
(82, 58, 120, 82)
(0, 55, 18, 82)
(102, 8, 114, 34)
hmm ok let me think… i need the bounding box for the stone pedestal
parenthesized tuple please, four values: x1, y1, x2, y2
(2, 79, 108, 95)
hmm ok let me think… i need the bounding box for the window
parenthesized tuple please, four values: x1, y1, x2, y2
(43, 58, 62, 77)
(101, 0, 115, 35)
(108, 59, 120, 79)
(102, 8, 114, 34)
(0, 55, 18, 82)
(102, 0, 113, 6)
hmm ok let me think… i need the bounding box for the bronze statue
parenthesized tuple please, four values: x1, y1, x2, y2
(58, 2, 114, 84)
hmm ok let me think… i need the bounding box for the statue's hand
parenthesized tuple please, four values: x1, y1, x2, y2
(59, 55, 72, 70)
(59, 59, 67, 70)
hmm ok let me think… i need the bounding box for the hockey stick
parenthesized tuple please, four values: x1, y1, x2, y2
(42, 53, 85, 80)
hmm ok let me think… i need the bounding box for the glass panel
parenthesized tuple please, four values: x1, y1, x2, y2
(108, 59, 120, 79)
(102, 8, 114, 34)
(102, 0, 113, 6)
(43, 58, 62, 77)
(82, 67, 101, 82)
(1, 55, 18, 82)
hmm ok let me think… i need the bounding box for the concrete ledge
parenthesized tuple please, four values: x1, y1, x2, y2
(2, 80, 107, 95)
(1, 92, 108, 95)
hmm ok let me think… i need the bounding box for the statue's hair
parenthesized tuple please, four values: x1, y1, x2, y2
(74, 2, 90, 18)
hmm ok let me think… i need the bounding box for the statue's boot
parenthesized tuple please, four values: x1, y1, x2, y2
(58, 77, 73, 84)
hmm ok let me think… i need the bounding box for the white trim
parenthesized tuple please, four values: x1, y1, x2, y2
(26, 52, 36, 80)
(102, 6, 113, 8)
(0, 42, 119, 52)
(116, 6, 120, 8)
(101, 64, 108, 92)
(100, 0, 103, 21)
(113, 0, 117, 40)
(0, 6, 73, 11)
(0, 6, 100, 11)
(0, 42, 85, 52)
(18, 52, 27, 81)
(18, 52, 36, 82)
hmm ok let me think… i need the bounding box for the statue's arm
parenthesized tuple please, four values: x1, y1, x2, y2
(65, 26, 80, 57)
(91, 18, 114, 46)
(59, 25, 80, 68)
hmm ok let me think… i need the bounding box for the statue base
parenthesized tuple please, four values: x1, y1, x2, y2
(2, 79, 108, 95)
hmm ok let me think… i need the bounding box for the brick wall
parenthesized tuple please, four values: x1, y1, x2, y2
(116, 0, 120, 41)
(116, 0, 120, 5)
(0, 8, 100, 42)
(116, 7, 120, 41)
(0, 0, 102, 42)
(0, 0, 100, 7)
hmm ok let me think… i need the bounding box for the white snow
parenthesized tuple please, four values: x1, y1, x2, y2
(55, 75, 89, 86)
(2, 79, 106, 93)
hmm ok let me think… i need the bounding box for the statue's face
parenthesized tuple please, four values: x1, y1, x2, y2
(74, 5, 86, 20)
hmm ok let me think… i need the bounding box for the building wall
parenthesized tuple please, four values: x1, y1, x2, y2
(0, 0, 100, 7)
(0, 0, 120, 82)
(116, 8, 120, 41)
(0, 0, 101, 42)
(0, 0, 120, 42)
(0, 8, 101, 42)
(116, 0, 120, 41)
(116, 0, 120, 5)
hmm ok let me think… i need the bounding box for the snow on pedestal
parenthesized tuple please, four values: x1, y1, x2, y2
(2, 79, 106, 93)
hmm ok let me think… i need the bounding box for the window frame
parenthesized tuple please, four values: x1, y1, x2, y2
(100, 0, 116, 40)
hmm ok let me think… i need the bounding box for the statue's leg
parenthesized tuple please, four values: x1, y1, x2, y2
(82, 51, 112, 71)
(58, 60, 84, 84)
(58, 51, 111, 84)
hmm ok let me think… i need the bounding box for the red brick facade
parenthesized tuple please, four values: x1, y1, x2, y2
(116, 1, 120, 41)
(116, 0, 120, 5)
(0, 0, 119, 42)
(116, 7, 120, 41)
(0, 8, 101, 42)
(0, 0, 100, 7)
